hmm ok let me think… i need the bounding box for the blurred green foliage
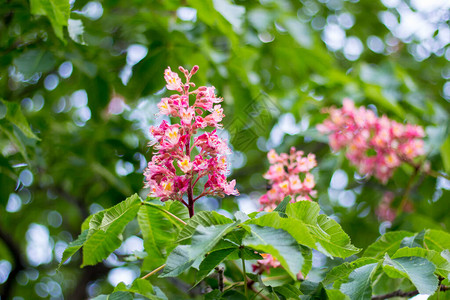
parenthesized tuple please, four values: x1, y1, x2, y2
(0, 0, 448, 299)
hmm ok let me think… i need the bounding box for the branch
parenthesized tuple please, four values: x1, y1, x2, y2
(372, 286, 449, 300)
(215, 266, 224, 292)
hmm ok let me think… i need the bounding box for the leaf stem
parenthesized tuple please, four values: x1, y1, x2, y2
(141, 264, 166, 279)
(142, 202, 187, 225)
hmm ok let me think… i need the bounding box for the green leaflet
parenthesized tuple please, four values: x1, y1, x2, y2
(273, 196, 292, 216)
(383, 254, 438, 295)
(424, 229, 450, 253)
(112, 278, 164, 300)
(99, 194, 141, 232)
(195, 248, 238, 285)
(79, 194, 141, 267)
(247, 212, 315, 248)
(160, 223, 238, 277)
(137, 205, 175, 270)
(58, 229, 88, 268)
(440, 135, 450, 173)
(363, 231, 414, 259)
(340, 263, 379, 300)
(286, 201, 360, 258)
(176, 210, 234, 244)
(29, 0, 70, 41)
(324, 257, 380, 287)
(392, 247, 450, 278)
(0, 99, 39, 140)
(243, 224, 304, 280)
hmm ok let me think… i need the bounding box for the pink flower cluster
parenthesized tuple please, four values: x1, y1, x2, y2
(317, 99, 425, 183)
(259, 147, 317, 212)
(144, 66, 238, 212)
(252, 254, 281, 274)
(252, 253, 304, 280)
(375, 192, 413, 222)
(374, 192, 396, 222)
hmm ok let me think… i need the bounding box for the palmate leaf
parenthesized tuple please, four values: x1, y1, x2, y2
(363, 231, 415, 259)
(137, 205, 175, 270)
(382, 254, 438, 295)
(286, 201, 360, 258)
(243, 224, 304, 280)
(160, 223, 238, 277)
(81, 194, 141, 267)
(340, 263, 379, 300)
(176, 211, 234, 244)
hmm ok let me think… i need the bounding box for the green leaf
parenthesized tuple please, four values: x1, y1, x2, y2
(138, 205, 174, 270)
(160, 223, 238, 277)
(392, 247, 450, 278)
(112, 278, 163, 299)
(340, 263, 379, 300)
(248, 212, 315, 248)
(424, 229, 450, 252)
(286, 201, 360, 258)
(441, 135, 450, 173)
(273, 284, 302, 298)
(165, 200, 190, 225)
(0, 99, 39, 140)
(326, 289, 350, 300)
(99, 194, 141, 232)
(58, 229, 88, 267)
(243, 224, 304, 279)
(81, 194, 141, 267)
(273, 196, 291, 216)
(108, 291, 134, 300)
(176, 211, 234, 244)
(383, 254, 438, 295)
(0, 120, 29, 162)
(363, 231, 414, 259)
(324, 257, 380, 286)
(30, 0, 70, 41)
(196, 248, 238, 284)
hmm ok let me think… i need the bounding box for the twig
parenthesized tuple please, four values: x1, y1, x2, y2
(215, 266, 224, 292)
(372, 286, 449, 300)
(141, 264, 166, 279)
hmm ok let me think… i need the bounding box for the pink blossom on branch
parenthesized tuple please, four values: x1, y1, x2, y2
(317, 99, 425, 183)
(144, 66, 238, 216)
(259, 147, 317, 212)
(252, 148, 317, 277)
